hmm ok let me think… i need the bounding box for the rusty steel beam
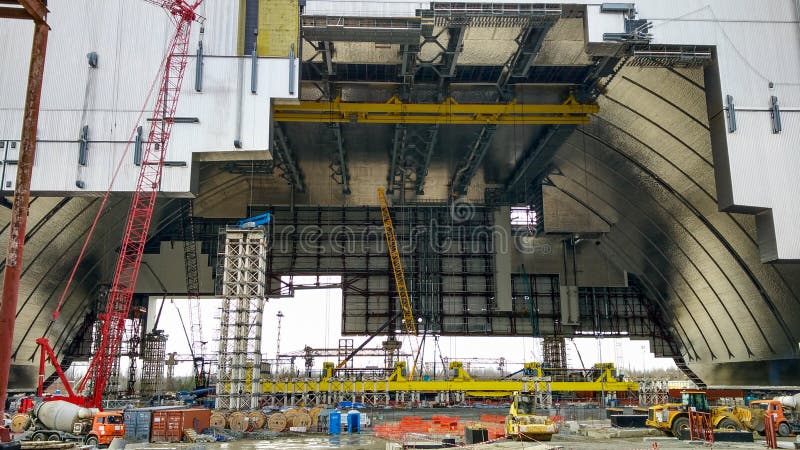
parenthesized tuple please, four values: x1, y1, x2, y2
(0, 0, 46, 22)
(0, 6, 31, 20)
(0, 19, 48, 419)
(17, 0, 48, 22)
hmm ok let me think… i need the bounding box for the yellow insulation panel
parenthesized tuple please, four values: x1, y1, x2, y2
(237, 0, 246, 55)
(258, 0, 299, 57)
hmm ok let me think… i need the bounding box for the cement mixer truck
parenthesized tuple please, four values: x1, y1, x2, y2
(16, 400, 125, 446)
(741, 394, 800, 437)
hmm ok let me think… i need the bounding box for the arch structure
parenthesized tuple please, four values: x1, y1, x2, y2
(0, 0, 799, 389)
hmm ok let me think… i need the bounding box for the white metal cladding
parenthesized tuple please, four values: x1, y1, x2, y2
(629, 0, 800, 260)
(0, 0, 298, 195)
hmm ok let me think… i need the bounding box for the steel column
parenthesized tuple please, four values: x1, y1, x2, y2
(449, 124, 497, 198)
(0, 17, 48, 419)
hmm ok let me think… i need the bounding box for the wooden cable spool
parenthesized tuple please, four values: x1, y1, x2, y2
(248, 411, 266, 429)
(308, 407, 323, 426)
(227, 411, 250, 432)
(11, 413, 31, 433)
(288, 412, 312, 428)
(209, 411, 227, 429)
(267, 412, 288, 432)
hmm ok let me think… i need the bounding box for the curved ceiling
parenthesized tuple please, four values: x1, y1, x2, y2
(545, 65, 800, 384)
(3, 7, 800, 389)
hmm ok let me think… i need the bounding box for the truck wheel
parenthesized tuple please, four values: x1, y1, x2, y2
(717, 418, 740, 431)
(671, 416, 690, 437)
(85, 436, 99, 447)
(778, 422, 791, 437)
(47, 433, 61, 441)
(32, 432, 46, 441)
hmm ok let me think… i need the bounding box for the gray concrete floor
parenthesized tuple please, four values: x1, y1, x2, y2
(128, 433, 800, 449)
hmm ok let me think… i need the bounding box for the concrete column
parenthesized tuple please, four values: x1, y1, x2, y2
(493, 206, 513, 311)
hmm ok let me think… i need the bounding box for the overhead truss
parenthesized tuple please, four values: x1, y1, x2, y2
(273, 96, 598, 125)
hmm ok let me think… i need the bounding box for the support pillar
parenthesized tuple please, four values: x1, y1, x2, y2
(0, 19, 48, 419)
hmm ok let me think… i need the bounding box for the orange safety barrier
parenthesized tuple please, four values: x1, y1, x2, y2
(764, 413, 778, 449)
(688, 409, 713, 444)
(479, 414, 506, 424)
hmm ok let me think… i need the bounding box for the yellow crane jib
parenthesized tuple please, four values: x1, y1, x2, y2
(377, 188, 417, 336)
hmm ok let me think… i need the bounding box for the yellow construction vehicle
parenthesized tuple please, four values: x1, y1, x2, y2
(505, 391, 557, 441)
(646, 390, 743, 436)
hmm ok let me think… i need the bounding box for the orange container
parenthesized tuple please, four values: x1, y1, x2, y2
(150, 408, 211, 442)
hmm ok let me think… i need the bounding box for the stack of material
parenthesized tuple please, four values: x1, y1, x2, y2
(19, 443, 77, 450)
(242, 430, 279, 440)
(184, 429, 216, 443)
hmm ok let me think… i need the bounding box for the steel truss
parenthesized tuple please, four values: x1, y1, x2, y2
(215, 227, 268, 410)
(243, 205, 674, 356)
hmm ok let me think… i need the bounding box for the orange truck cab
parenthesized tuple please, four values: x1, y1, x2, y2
(749, 400, 798, 437)
(86, 412, 126, 446)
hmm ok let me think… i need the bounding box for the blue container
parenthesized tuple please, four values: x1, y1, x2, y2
(347, 410, 360, 434)
(123, 409, 153, 442)
(328, 411, 341, 435)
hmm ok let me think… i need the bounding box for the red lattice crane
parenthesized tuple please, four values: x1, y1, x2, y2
(38, 0, 203, 409)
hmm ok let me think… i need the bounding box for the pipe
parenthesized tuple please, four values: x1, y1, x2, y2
(0, 20, 48, 419)
(571, 237, 578, 285)
(234, 57, 244, 148)
(194, 36, 204, 92)
(250, 47, 258, 94)
(288, 43, 295, 95)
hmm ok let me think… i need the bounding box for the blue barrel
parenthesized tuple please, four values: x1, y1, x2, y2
(328, 410, 341, 435)
(347, 410, 360, 434)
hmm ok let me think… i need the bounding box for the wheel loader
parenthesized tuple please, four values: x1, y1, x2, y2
(645, 390, 743, 436)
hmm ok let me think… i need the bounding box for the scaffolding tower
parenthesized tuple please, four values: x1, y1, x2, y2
(542, 336, 567, 369)
(140, 330, 168, 400)
(216, 227, 268, 410)
(638, 379, 670, 406)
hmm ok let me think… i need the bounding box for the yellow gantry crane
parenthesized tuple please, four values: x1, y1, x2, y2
(377, 188, 420, 379)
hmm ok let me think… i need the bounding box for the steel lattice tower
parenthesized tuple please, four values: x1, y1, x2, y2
(216, 227, 267, 410)
(140, 330, 167, 400)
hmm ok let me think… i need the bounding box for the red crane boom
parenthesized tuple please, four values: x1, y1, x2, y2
(69, 0, 202, 408)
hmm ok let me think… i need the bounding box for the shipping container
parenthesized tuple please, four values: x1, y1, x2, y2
(123, 409, 152, 442)
(124, 406, 186, 442)
(150, 409, 211, 443)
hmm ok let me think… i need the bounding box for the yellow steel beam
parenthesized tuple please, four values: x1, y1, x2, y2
(272, 95, 599, 125)
(260, 378, 639, 394)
